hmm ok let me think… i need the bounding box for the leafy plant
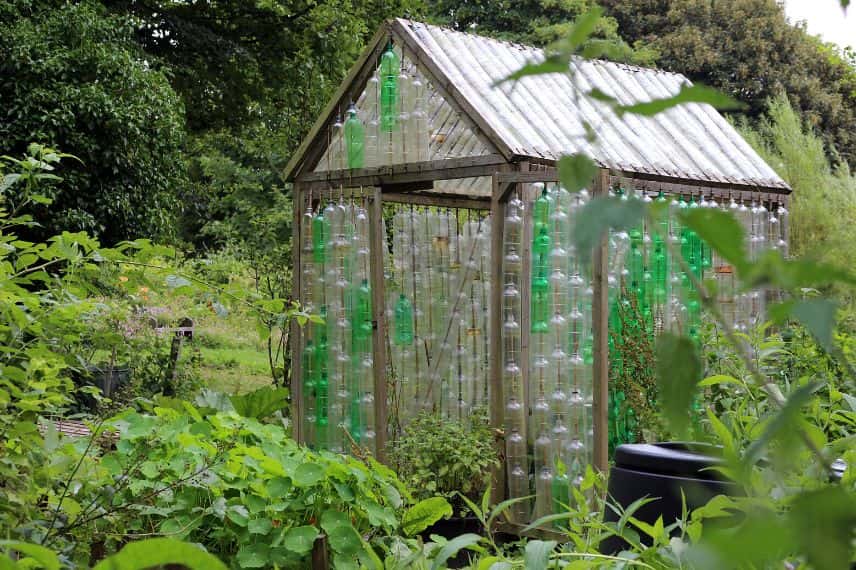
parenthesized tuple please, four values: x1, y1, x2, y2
(388, 412, 499, 514)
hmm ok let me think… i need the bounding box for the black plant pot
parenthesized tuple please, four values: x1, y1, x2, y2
(421, 516, 482, 568)
(600, 442, 743, 555)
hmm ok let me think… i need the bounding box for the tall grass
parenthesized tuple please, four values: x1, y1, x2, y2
(738, 95, 856, 307)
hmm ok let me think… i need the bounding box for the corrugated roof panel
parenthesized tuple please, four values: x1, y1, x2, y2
(397, 19, 788, 190)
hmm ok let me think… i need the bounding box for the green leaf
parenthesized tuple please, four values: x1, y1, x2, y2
(229, 386, 288, 420)
(586, 87, 617, 105)
(617, 83, 746, 116)
(236, 544, 270, 568)
(744, 381, 823, 468)
(655, 333, 702, 436)
(283, 525, 319, 556)
(293, 463, 325, 487)
(790, 487, 856, 570)
(554, 6, 604, 54)
(248, 518, 273, 535)
(572, 196, 645, 266)
(91, 538, 228, 570)
(523, 540, 557, 570)
(791, 299, 837, 350)
(495, 56, 569, 84)
(401, 497, 453, 536)
(430, 533, 483, 570)
(680, 208, 747, 271)
(558, 154, 598, 194)
(327, 523, 362, 556)
(0, 542, 60, 570)
(698, 374, 741, 388)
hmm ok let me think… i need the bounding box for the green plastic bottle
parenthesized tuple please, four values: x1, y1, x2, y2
(533, 226, 551, 278)
(344, 104, 365, 169)
(531, 275, 550, 334)
(354, 279, 373, 340)
(380, 43, 399, 132)
(533, 185, 551, 234)
(394, 293, 414, 346)
(311, 209, 329, 264)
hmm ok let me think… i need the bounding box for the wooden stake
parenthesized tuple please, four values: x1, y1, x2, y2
(291, 184, 304, 445)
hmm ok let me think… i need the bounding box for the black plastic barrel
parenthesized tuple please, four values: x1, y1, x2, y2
(600, 442, 742, 554)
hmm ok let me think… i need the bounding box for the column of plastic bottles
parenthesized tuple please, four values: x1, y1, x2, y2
(525, 183, 594, 522)
(388, 206, 492, 423)
(301, 193, 376, 455)
(501, 191, 528, 523)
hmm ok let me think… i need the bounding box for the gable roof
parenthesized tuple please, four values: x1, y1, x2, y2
(286, 18, 789, 192)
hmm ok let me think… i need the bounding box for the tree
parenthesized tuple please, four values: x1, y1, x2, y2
(425, 0, 657, 64)
(0, 0, 187, 244)
(602, 0, 856, 166)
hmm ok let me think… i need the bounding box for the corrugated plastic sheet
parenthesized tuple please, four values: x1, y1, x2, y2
(397, 19, 788, 190)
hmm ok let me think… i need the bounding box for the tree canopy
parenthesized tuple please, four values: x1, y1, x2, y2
(0, 0, 187, 243)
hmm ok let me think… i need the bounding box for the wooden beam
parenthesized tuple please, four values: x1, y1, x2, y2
(390, 19, 514, 160)
(291, 184, 305, 445)
(495, 170, 559, 185)
(611, 168, 791, 195)
(488, 173, 507, 506)
(382, 191, 490, 210)
(368, 188, 390, 462)
(297, 154, 506, 187)
(284, 25, 391, 181)
(591, 169, 610, 473)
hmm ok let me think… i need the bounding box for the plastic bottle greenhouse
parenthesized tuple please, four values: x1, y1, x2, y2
(285, 19, 791, 527)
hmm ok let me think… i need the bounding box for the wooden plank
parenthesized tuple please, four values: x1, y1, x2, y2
(390, 19, 515, 161)
(298, 154, 506, 185)
(382, 191, 490, 210)
(291, 184, 304, 445)
(612, 168, 791, 195)
(284, 25, 391, 181)
(368, 188, 389, 462)
(488, 173, 507, 506)
(591, 169, 610, 473)
(496, 170, 559, 185)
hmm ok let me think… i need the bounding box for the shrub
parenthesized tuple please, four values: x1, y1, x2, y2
(388, 412, 499, 513)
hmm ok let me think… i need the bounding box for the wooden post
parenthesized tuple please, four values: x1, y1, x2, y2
(291, 183, 305, 445)
(591, 170, 610, 472)
(368, 187, 389, 461)
(489, 173, 508, 505)
(518, 164, 532, 427)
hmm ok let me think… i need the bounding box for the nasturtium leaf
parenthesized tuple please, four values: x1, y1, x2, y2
(283, 525, 319, 555)
(558, 153, 598, 194)
(656, 333, 702, 436)
(401, 497, 453, 536)
(227, 505, 250, 527)
(523, 540, 558, 570)
(267, 476, 291, 497)
(617, 84, 745, 116)
(236, 544, 269, 568)
(293, 463, 324, 487)
(327, 524, 362, 556)
(248, 518, 273, 535)
(320, 510, 351, 534)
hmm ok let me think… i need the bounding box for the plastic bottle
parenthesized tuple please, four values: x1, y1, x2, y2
(380, 43, 399, 132)
(394, 293, 414, 345)
(344, 104, 365, 169)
